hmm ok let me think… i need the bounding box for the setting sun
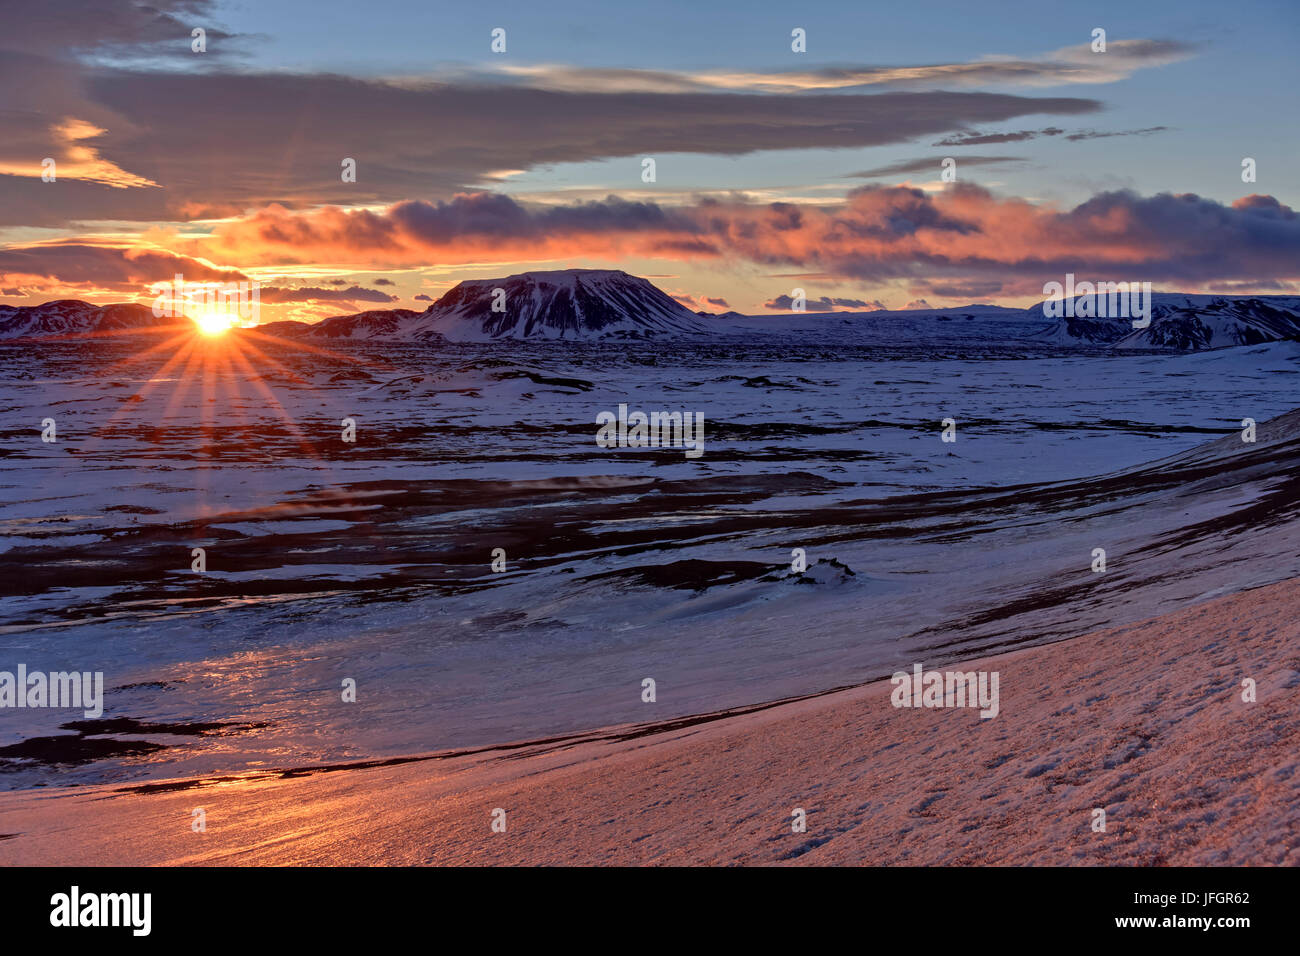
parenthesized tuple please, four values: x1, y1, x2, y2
(191, 308, 237, 337)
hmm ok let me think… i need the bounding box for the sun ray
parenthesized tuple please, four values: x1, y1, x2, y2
(223, 337, 332, 468)
(103, 329, 201, 372)
(158, 338, 207, 426)
(87, 337, 203, 449)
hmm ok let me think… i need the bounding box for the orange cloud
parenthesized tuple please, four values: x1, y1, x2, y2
(0, 118, 159, 188)
(199, 186, 1300, 294)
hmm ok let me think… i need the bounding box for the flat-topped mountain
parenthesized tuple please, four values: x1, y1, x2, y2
(410, 269, 711, 341)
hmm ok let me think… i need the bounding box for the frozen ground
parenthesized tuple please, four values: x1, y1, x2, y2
(1, 577, 1294, 865)
(0, 334, 1297, 790)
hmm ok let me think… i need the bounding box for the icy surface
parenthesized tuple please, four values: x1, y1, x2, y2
(3, 578, 1293, 865)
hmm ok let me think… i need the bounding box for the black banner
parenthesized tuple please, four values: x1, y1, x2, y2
(2, 866, 1276, 943)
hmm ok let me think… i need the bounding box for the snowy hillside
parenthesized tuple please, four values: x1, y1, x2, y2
(0, 300, 164, 340)
(293, 308, 420, 339)
(1033, 294, 1300, 349)
(410, 269, 711, 341)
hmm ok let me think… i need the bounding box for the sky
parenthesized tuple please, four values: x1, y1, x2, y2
(1, 0, 1298, 322)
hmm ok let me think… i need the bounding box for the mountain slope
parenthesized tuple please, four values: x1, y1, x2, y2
(299, 308, 420, 339)
(1032, 294, 1300, 349)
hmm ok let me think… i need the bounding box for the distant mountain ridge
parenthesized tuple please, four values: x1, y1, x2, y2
(257, 308, 421, 340)
(5, 277, 1300, 350)
(0, 300, 165, 340)
(1031, 294, 1300, 349)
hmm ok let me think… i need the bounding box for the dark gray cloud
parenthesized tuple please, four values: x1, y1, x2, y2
(258, 285, 398, 304)
(1064, 126, 1169, 141)
(506, 39, 1196, 94)
(763, 294, 876, 311)
(0, 242, 245, 288)
(1206, 279, 1298, 293)
(0, 22, 1103, 229)
(10, 186, 1300, 296)
(4, 0, 239, 58)
(850, 155, 1024, 178)
(0, 9, 1200, 236)
(934, 127, 1066, 146)
(934, 125, 1169, 147)
(209, 186, 1300, 293)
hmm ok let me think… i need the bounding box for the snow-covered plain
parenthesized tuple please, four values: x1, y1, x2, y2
(0, 330, 1297, 795)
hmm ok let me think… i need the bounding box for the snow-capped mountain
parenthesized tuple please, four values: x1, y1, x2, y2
(1032, 294, 1300, 349)
(0, 300, 166, 340)
(409, 269, 711, 341)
